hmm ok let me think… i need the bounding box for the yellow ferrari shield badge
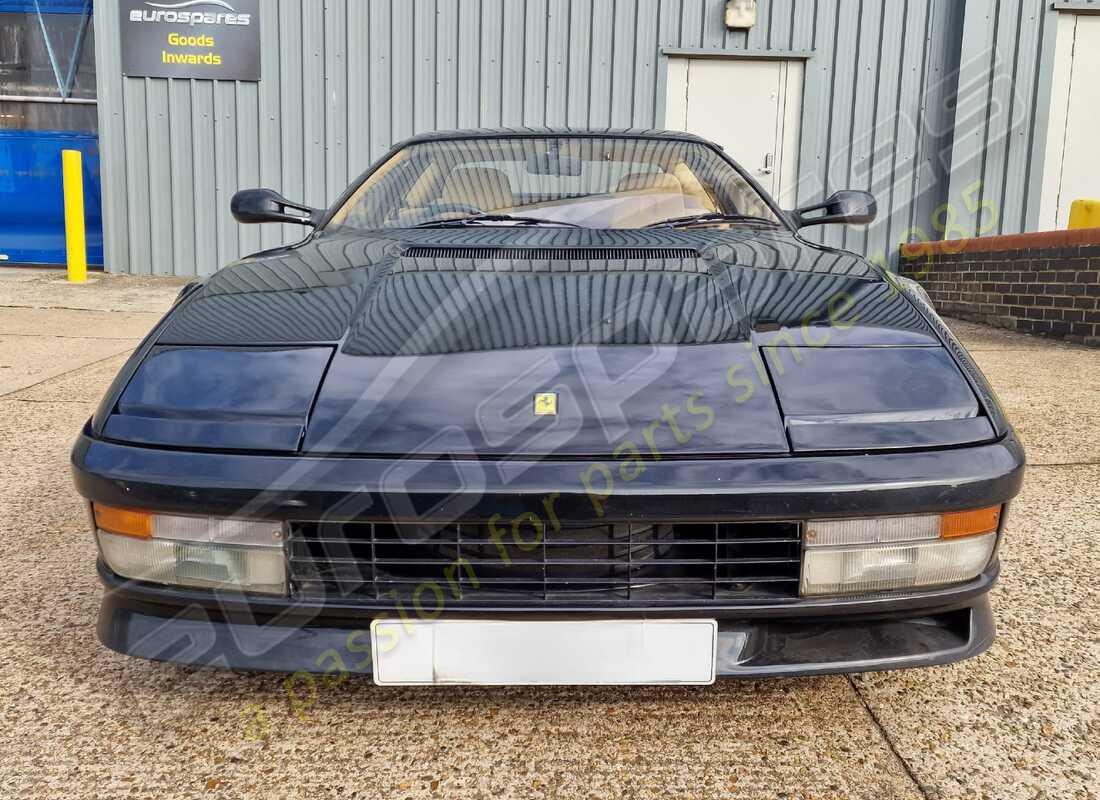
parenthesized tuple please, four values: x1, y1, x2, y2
(534, 392, 558, 416)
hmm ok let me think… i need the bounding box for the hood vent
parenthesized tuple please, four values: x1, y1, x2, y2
(402, 246, 700, 260)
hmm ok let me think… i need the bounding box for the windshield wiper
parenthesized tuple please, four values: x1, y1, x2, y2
(414, 213, 582, 228)
(645, 212, 779, 228)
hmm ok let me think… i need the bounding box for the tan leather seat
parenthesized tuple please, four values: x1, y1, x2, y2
(438, 167, 515, 211)
(616, 172, 684, 194)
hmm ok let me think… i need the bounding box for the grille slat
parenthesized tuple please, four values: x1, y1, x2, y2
(292, 537, 798, 547)
(288, 520, 802, 605)
(362, 576, 799, 586)
(402, 246, 700, 260)
(292, 557, 799, 567)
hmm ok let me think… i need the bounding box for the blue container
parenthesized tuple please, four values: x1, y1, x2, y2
(0, 130, 104, 267)
(0, 1, 90, 13)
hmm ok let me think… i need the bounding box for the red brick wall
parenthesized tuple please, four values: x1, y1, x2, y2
(899, 230, 1100, 347)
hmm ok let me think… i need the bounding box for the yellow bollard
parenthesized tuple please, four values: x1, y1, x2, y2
(61, 149, 87, 283)
(1068, 199, 1100, 230)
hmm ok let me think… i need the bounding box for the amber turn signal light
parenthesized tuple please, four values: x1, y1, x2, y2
(93, 504, 153, 539)
(940, 505, 1001, 539)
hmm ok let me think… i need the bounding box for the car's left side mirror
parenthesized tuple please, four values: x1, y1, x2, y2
(231, 188, 323, 227)
(791, 190, 877, 229)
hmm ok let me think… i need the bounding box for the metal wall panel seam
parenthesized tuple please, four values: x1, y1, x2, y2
(459, 0, 482, 128)
(1023, 0, 1057, 230)
(822, 0, 857, 250)
(909, 0, 955, 248)
(302, 0, 327, 207)
(278, 0, 305, 245)
(652, 0, 677, 128)
(845, 0, 884, 256)
(883, 0, 925, 266)
(92, 0, 127, 272)
(167, 79, 195, 274)
(145, 78, 172, 275)
(236, 79, 262, 258)
(413, 0, 436, 133)
(997, 0, 1035, 234)
(946, 0, 998, 238)
(368, 0, 392, 161)
(588, 0, 614, 127)
(863, 0, 905, 268)
(545, 0, 569, 126)
(258, 2, 284, 250)
(186, 81, 209, 274)
(565, 0, 590, 127)
(323, 0, 349, 200)
(122, 77, 150, 273)
(212, 80, 237, 269)
(435, 0, 455, 130)
(792, 0, 837, 241)
(391, 0, 414, 141)
(633, 0, 659, 127)
(980, 0, 1020, 236)
(478, 0, 503, 127)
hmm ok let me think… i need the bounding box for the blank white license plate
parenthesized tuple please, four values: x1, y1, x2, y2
(370, 618, 718, 686)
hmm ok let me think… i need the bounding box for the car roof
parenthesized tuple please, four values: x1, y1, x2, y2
(392, 127, 715, 149)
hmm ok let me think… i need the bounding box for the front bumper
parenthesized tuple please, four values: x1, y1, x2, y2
(75, 429, 1022, 678)
(97, 562, 997, 678)
(72, 428, 1024, 523)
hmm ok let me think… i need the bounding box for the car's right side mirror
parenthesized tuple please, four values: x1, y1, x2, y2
(791, 190, 877, 229)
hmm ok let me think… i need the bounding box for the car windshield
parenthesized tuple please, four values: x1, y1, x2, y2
(328, 135, 781, 230)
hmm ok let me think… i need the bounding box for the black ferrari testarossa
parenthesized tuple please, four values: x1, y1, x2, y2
(73, 129, 1024, 685)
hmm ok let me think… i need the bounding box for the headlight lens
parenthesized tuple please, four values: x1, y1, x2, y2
(800, 533, 997, 596)
(800, 506, 1002, 597)
(93, 505, 286, 595)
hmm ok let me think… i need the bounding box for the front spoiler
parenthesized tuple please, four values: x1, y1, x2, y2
(97, 565, 997, 679)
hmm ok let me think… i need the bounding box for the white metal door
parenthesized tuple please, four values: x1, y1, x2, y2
(665, 57, 803, 206)
(1041, 14, 1100, 229)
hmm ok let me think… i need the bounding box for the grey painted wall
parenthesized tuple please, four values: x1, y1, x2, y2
(93, 0, 1062, 276)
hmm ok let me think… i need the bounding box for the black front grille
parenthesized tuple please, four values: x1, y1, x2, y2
(287, 519, 802, 606)
(402, 246, 700, 260)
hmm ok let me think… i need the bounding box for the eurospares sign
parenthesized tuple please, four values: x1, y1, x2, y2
(119, 0, 260, 81)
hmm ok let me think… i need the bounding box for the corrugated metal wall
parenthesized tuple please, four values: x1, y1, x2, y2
(93, 0, 1060, 277)
(947, 0, 1054, 239)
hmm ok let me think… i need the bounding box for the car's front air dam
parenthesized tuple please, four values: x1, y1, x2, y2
(96, 561, 997, 678)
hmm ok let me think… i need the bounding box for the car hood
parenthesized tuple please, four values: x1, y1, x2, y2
(157, 226, 928, 348)
(109, 227, 995, 456)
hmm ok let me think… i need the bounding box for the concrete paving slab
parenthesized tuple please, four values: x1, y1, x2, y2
(967, 347, 1100, 465)
(946, 317, 1085, 352)
(0, 266, 60, 282)
(0, 268, 188, 314)
(0, 626, 925, 798)
(0, 307, 162, 340)
(852, 464, 1100, 800)
(0, 397, 97, 520)
(9, 351, 132, 404)
(944, 317, 1100, 466)
(0, 335, 136, 397)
